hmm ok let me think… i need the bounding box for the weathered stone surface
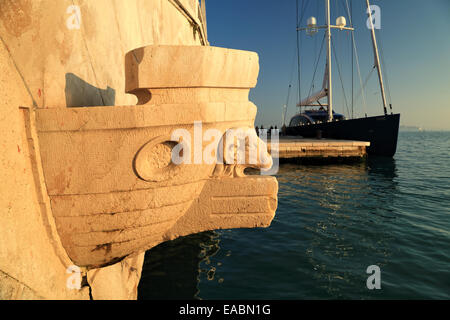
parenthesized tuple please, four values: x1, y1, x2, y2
(0, 0, 205, 109)
(35, 44, 276, 269)
(87, 252, 145, 300)
(125, 45, 259, 92)
(0, 41, 89, 301)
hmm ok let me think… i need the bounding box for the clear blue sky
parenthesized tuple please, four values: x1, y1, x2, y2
(206, 0, 450, 130)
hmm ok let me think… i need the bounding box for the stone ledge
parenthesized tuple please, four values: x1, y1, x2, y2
(125, 45, 259, 92)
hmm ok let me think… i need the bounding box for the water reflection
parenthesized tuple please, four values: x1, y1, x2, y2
(275, 159, 399, 298)
(138, 231, 220, 300)
(139, 158, 400, 299)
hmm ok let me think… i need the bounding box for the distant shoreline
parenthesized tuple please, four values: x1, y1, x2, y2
(400, 126, 450, 132)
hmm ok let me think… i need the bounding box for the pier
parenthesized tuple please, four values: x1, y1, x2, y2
(267, 136, 369, 162)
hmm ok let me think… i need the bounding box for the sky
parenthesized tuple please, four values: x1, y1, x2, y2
(206, 0, 450, 130)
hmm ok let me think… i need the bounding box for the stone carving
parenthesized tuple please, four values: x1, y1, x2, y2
(213, 127, 273, 178)
(33, 45, 278, 269)
(133, 136, 184, 182)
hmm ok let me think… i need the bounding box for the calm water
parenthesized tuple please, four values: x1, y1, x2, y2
(138, 132, 450, 300)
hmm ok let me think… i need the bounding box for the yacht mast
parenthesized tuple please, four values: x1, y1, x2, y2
(296, 0, 353, 118)
(366, 0, 388, 115)
(325, 0, 333, 121)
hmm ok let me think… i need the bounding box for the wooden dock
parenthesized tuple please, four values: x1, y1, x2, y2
(267, 136, 370, 162)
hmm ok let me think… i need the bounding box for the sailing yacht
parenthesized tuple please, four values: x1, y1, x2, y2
(285, 0, 400, 157)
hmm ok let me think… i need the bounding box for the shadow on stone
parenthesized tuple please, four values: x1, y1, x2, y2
(65, 73, 115, 107)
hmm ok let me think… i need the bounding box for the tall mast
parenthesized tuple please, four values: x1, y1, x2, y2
(296, 0, 353, 118)
(296, 0, 302, 114)
(366, 0, 388, 115)
(325, 0, 333, 121)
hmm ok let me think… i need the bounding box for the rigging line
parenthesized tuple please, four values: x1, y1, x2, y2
(287, 47, 297, 91)
(344, 0, 358, 117)
(377, 31, 393, 110)
(299, 0, 310, 25)
(351, 32, 368, 116)
(314, 31, 318, 73)
(345, 0, 356, 118)
(284, 47, 298, 125)
(354, 66, 375, 105)
(313, 0, 318, 67)
(343, 0, 352, 26)
(296, 0, 301, 110)
(339, 0, 349, 20)
(296, 0, 310, 112)
(334, 16, 347, 117)
(306, 33, 327, 102)
(331, 38, 351, 118)
(284, 85, 291, 126)
(341, 0, 355, 117)
(351, 0, 354, 118)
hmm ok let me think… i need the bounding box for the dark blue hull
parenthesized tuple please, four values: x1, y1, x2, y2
(286, 113, 400, 157)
